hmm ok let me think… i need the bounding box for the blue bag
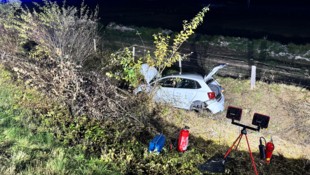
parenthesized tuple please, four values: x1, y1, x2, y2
(148, 134, 166, 153)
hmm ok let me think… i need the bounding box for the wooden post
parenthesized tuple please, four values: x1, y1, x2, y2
(133, 46, 135, 58)
(251, 66, 256, 89)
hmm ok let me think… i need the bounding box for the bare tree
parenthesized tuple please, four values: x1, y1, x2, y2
(0, 1, 21, 54)
(0, 1, 143, 123)
(5, 0, 99, 64)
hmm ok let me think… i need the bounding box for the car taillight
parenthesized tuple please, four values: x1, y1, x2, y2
(208, 92, 215, 99)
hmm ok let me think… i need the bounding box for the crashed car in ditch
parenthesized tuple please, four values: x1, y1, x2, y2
(134, 64, 227, 114)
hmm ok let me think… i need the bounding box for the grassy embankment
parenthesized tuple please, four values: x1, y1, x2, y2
(0, 65, 309, 174)
(1, 2, 308, 174)
(0, 66, 119, 174)
(164, 77, 310, 159)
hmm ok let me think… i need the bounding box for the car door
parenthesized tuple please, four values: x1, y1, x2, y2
(153, 77, 176, 105)
(173, 78, 199, 109)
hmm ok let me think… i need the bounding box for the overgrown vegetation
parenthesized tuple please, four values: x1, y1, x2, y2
(0, 0, 309, 174)
(1, 67, 309, 174)
(0, 1, 213, 173)
(107, 7, 209, 87)
(0, 67, 119, 174)
(0, 0, 134, 121)
(3, 0, 98, 63)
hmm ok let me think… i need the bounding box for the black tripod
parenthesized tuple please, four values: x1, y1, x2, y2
(199, 106, 270, 174)
(199, 121, 261, 175)
(223, 127, 258, 175)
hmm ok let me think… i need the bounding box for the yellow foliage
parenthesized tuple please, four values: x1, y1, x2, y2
(110, 7, 210, 87)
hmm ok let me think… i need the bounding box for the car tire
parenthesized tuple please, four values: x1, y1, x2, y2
(190, 101, 204, 113)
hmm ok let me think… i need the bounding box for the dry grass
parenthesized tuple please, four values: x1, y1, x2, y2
(157, 77, 310, 160)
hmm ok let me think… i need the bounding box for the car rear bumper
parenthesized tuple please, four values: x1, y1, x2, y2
(205, 93, 225, 114)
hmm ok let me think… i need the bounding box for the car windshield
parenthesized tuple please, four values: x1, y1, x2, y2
(158, 78, 176, 88)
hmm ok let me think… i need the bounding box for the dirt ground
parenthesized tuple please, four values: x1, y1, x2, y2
(159, 77, 310, 160)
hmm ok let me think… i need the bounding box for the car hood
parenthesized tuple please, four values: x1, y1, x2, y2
(140, 63, 158, 84)
(204, 63, 227, 81)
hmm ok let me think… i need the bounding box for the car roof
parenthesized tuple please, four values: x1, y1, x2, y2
(141, 63, 226, 84)
(164, 73, 204, 81)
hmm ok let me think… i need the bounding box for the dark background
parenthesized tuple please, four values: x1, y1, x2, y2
(21, 0, 310, 44)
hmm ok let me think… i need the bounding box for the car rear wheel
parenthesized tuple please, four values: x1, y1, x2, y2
(190, 101, 204, 113)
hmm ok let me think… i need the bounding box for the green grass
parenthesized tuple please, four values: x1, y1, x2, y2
(0, 66, 119, 175)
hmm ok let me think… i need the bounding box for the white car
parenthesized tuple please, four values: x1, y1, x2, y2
(134, 64, 227, 114)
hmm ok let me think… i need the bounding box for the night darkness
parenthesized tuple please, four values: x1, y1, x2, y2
(19, 0, 310, 44)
